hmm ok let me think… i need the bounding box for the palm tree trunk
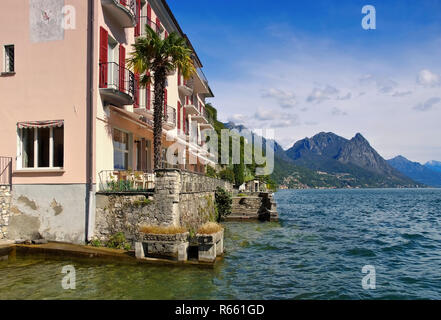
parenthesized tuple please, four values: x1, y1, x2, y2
(153, 67, 167, 170)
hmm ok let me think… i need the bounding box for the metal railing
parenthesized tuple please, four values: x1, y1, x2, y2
(98, 169, 155, 192)
(138, 16, 164, 37)
(0, 156, 12, 186)
(164, 105, 176, 127)
(99, 62, 135, 99)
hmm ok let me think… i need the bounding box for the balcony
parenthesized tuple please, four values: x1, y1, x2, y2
(184, 104, 199, 116)
(178, 79, 194, 96)
(191, 108, 212, 125)
(137, 16, 165, 38)
(163, 105, 176, 130)
(99, 62, 135, 106)
(101, 0, 136, 28)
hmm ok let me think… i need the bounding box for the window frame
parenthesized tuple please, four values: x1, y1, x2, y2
(3, 44, 15, 74)
(112, 127, 132, 170)
(16, 125, 64, 170)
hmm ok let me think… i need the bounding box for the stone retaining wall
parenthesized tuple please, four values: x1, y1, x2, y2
(0, 185, 11, 239)
(94, 194, 155, 244)
(93, 170, 233, 245)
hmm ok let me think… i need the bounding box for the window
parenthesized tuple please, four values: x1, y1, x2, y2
(18, 124, 64, 169)
(4, 45, 14, 73)
(113, 128, 130, 170)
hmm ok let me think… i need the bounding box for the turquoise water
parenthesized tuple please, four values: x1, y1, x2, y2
(1, 188, 441, 299)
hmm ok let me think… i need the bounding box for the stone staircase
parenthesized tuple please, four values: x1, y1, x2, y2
(226, 192, 278, 222)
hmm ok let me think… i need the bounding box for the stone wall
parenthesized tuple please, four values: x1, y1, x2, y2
(0, 185, 11, 239)
(93, 170, 233, 245)
(94, 194, 155, 244)
(155, 169, 233, 231)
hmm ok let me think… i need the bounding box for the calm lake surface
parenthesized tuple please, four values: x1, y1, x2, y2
(1, 188, 441, 300)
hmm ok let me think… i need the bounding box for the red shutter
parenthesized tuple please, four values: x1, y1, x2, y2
(134, 73, 140, 108)
(177, 67, 181, 86)
(177, 101, 181, 130)
(99, 27, 108, 88)
(135, 0, 141, 37)
(156, 17, 161, 33)
(120, 0, 127, 5)
(146, 72, 151, 110)
(186, 96, 189, 105)
(119, 45, 126, 93)
(147, 4, 151, 27)
(165, 31, 168, 38)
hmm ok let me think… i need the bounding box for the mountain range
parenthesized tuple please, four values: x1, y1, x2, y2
(224, 122, 439, 189)
(387, 156, 441, 187)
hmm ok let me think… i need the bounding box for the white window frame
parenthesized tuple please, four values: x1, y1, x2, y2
(112, 127, 132, 170)
(3, 44, 14, 73)
(17, 126, 64, 170)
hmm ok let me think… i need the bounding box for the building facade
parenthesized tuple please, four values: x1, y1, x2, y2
(0, 0, 214, 244)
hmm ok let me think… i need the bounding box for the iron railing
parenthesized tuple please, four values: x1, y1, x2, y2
(98, 169, 155, 192)
(0, 156, 12, 186)
(164, 105, 176, 127)
(99, 62, 135, 99)
(138, 16, 164, 37)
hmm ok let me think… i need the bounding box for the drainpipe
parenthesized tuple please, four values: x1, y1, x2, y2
(85, 0, 95, 243)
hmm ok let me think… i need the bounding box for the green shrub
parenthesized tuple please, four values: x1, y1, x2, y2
(215, 187, 232, 220)
(219, 168, 235, 183)
(107, 232, 130, 250)
(206, 166, 217, 178)
(89, 238, 103, 247)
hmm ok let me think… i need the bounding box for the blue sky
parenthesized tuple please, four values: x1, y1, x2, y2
(168, 0, 441, 163)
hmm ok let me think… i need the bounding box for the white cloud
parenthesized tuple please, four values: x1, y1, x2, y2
(392, 90, 412, 97)
(337, 92, 352, 100)
(261, 88, 297, 109)
(417, 69, 440, 87)
(253, 107, 300, 128)
(413, 97, 441, 112)
(306, 85, 339, 103)
(228, 113, 247, 123)
(331, 107, 348, 116)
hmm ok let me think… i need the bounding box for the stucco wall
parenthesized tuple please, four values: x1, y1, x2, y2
(7, 184, 88, 244)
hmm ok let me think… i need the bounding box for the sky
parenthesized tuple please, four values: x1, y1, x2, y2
(167, 0, 441, 163)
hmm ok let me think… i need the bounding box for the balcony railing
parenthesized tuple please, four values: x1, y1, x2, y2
(138, 16, 165, 38)
(99, 62, 135, 106)
(163, 105, 176, 129)
(98, 169, 155, 192)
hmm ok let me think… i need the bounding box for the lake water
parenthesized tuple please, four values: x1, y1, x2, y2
(1, 189, 441, 299)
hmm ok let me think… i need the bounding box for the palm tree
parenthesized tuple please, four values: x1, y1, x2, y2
(128, 25, 196, 170)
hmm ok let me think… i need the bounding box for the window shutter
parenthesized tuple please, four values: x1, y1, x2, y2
(134, 73, 140, 108)
(135, 0, 141, 37)
(119, 45, 126, 93)
(156, 17, 161, 34)
(99, 27, 108, 88)
(177, 101, 181, 130)
(177, 67, 181, 86)
(165, 31, 168, 38)
(147, 4, 151, 27)
(183, 108, 186, 134)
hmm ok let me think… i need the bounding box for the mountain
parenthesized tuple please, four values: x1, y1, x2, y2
(425, 160, 441, 173)
(388, 156, 441, 187)
(223, 124, 421, 188)
(283, 132, 419, 188)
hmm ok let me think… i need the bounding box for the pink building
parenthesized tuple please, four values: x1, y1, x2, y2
(0, 0, 214, 244)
